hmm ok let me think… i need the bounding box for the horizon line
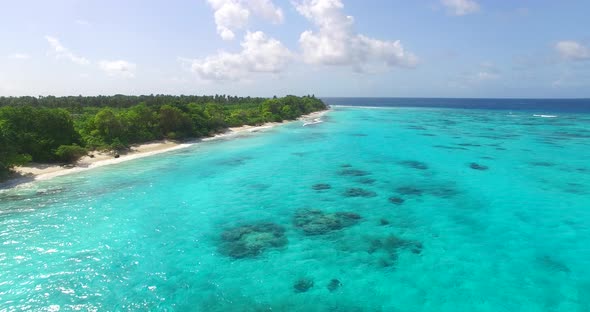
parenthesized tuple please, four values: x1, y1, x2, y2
(1, 94, 590, 100)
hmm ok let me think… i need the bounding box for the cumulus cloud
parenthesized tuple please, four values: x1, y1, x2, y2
(555, 41, 590, 61)
(441, 0, 480, 16)
(45, 36, 90, 65)
(188, 31, 292, 80)
(206, 0, 284, 40)
(294, 0, 418, 72)
(248, 0, 284, 23)
(99, 60, 137, 78)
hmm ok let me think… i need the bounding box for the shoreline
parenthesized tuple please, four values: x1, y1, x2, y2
(0, 110, 329, 190)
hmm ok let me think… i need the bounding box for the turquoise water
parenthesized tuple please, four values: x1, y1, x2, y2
(1, 106, 590, 311)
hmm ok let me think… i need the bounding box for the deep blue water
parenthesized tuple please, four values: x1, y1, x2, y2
(1, 103, 590, 311)
(323, 97, 590, 114)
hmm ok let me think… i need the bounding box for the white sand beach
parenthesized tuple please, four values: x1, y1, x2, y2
(2, 110, 328, 189)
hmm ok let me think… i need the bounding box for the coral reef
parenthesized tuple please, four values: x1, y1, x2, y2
(312, 183, 332, 190)
(366, 235, 423, 268)
(388, 197, 405, 205)
(357, 178, 376, 185)
(293, 277, 314, 293)
(343, 188, 377, 198)
(395, 186, 423, 196)
(219, 223, 288, 258)
(469, 162, 489, 170)
(293, 209, 362, 235)
(399, 160, 429, 170)
(327, 279, 342, 292)
(338, 169, 370, 177)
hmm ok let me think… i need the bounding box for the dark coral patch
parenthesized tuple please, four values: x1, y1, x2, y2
(218, 156, 253, 166)
(530, 161, 555, 167)
(457, 143, 481, 147)
(219, 223, 287, 258)
(429, 187, 459, 198)
(399, 160, 429, 170)
(293, 209, 361, 235)
(343, 188, 377, 198)
(334, 212, 362, 227)
(368, 235, 423, 255)
(537, 255, 570, 273)
(388, 197, 405, 205)
(294, 277, 314, 293)
(357, 178, 376, 185)
(433, 145, 469, 150)
(469, 163, 489, 170)
(393, 184, 459, 199)
(338, 169, 370, 176)
(395, 186, 423, 196)
(563, 183, 587, 194)
(327, 279, 342, 292)
(364, 235, 423, 268)
(312, 183, 331, 191)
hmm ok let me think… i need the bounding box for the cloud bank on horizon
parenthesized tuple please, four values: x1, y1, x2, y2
(1, 0, 589, 97)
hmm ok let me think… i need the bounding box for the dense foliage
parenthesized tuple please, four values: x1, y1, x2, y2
(0, 94, 326, 179)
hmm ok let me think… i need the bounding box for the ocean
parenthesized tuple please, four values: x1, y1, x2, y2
(1, 98, 590, 311)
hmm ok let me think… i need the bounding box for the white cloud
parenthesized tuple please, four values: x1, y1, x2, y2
(9, 53, 30, 60)
(474, 62, 499, 81)
(208, 0, 249, 40)
(206, 0, 284, 40)
(476, 71, 498, 81)
(248, 0, 284, 23)
(45, 36, 90, 65)
(441, 0, 480, 16)
(99, 60, 137, 78)
(555, 41, 590, 61)
(75, 19, 90, 26)
(294, 0, 418, 72)
(188, 31, 292, 80)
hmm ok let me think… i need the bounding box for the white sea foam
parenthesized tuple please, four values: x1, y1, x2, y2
(303, 118, 323, 126)
(533, 114, 557, 118)
(331, 105, 401, 110)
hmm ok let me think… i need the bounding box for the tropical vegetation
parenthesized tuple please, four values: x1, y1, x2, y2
(0, 94, 327, 179)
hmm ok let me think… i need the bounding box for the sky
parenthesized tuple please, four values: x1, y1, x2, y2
(1, 0, 589, 98)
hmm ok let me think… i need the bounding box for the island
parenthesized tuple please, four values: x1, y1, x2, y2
(0, 94, 327, 182)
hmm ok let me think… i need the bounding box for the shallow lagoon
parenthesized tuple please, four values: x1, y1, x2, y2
(1, 106, 590, 311)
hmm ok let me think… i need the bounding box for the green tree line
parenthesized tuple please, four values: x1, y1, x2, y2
(0, 95, 327, 179)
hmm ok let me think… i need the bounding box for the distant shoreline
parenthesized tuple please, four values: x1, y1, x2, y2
(0, 110, 329, 190)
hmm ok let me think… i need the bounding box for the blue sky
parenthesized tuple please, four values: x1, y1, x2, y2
(1, 0, 589, 98)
